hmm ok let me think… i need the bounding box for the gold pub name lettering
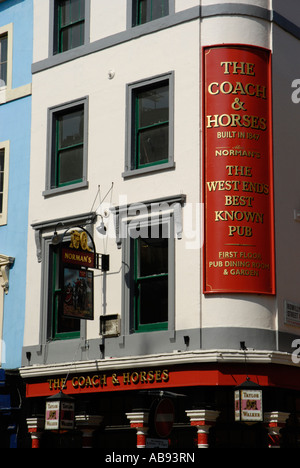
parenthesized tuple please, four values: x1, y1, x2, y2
(47, 369, 170, 391)
(206, 61, 268, 131)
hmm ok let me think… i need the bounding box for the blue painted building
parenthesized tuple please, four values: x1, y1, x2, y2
(0, 0, 32, 448)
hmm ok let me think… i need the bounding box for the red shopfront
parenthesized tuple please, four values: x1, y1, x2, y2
(24, 362, 300, 449)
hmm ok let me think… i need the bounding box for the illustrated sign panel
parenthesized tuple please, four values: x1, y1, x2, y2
(63, 267, 94, 320)
(45, 400, 75, 430)
(203, 45, 275, 294)
(60, 229, 95, 320)
(234, 389, 263, 422)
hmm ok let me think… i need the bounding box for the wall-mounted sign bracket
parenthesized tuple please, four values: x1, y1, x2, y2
(96, 253, 110, 272)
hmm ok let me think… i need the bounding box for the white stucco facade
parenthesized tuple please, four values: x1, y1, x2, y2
(22, 0, 300, 371)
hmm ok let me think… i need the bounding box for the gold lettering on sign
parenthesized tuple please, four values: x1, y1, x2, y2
(47, 369, 170, 392)
(47, 378, 67, 391)
(69, 230, 92, 252)
(204, 46, 275, 294)
(63, 252, 92, 263)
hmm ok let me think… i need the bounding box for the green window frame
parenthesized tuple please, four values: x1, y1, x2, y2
(133, 80, 169, 169)
(134, 0, 169, 26)
(124, 72, 174, 177)
(53, 104, 84, 188)
(45, 97, 88, 196)
(118, 196, 181, 337)
(0, 33, 7, 87)
(55, 0, 85, 53)
(133, 225, 169, 332)
(50, 246, 80, 341)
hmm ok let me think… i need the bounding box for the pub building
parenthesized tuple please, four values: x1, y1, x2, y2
(20, 0, 300, 448)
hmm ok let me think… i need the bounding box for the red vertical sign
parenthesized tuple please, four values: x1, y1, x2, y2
(203, 45, 275, 294)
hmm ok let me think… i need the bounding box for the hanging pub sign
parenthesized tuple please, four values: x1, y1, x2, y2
(234, 379, 263, 423)
(60, 228, 95, 320)
(62, 267, 94, 320)
(45, 391, 75, 431)
(203, 44, 275, 294)
(61, 229, 95, 269)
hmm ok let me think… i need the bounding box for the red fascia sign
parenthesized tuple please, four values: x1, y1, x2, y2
(25, 363, 300, 398)
(203, 45, 275, 294)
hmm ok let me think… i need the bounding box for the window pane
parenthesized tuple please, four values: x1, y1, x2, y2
(134, 226, 169, 331)
(0, 35, 8, 86)
(60, 23, 84, 51)
(58, 109, 83, 149)
(0, 150, 4, 171)
(55, 288, 80, 334)
(136, 0, 168, 24)
(60, 0, 71, 26)
(139, 277, 168, 324)
(135, 83, 169, 167)
(56, 313, 80, 334)
(0, 63, 7, 86)
(53, 104, 85, 188)
(70, 22, 84, 49)
(0, 149, 4, 214)
(138, 0, 148, 24)
(0, 35, 7, 62)
(138, 124, 168, 165)
(71, 0, 84, 22)
(58, 146, 83, 185)
(152, 0, 169, 20)
(139, 236, 168, 277)
(57, 0, 85, 52)
(138, 85, 169, 128)
(61, 23, 84, 52)
(61, 26, 72, 52)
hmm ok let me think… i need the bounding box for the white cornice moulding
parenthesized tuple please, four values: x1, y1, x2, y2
(20, 349, 295, 379)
